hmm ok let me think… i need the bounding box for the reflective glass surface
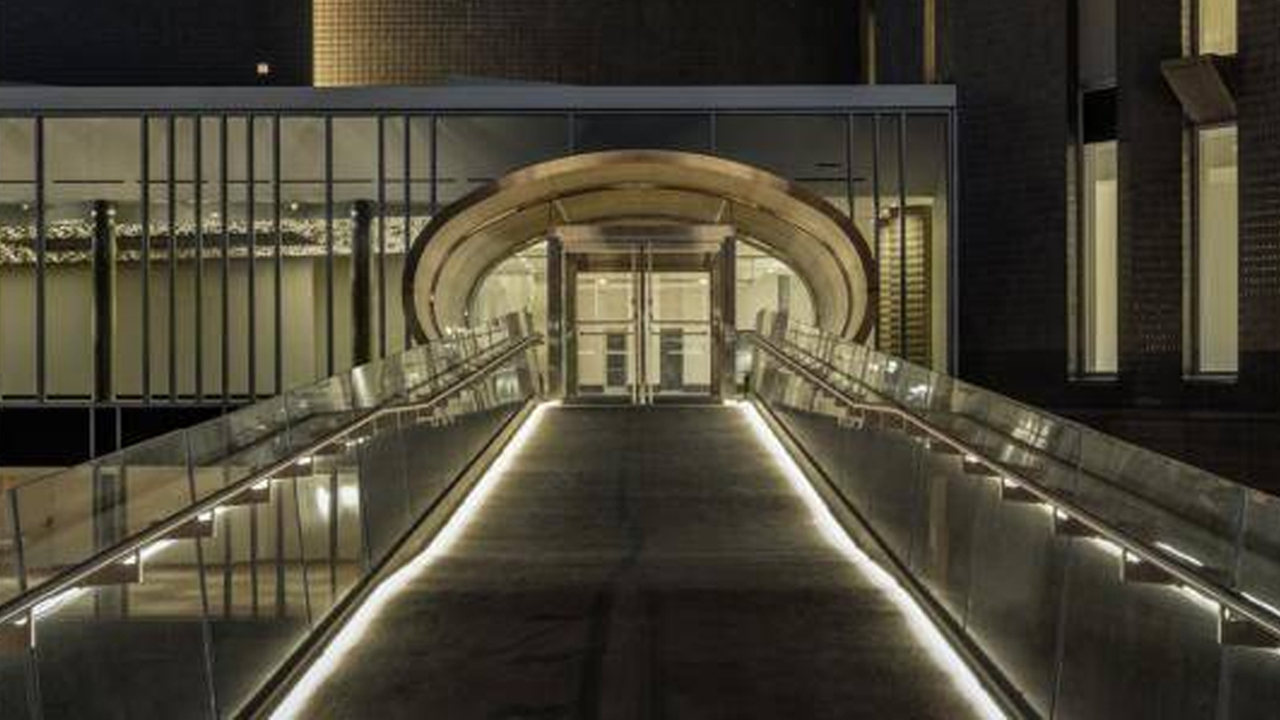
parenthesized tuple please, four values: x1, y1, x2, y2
(0, 311, 539, 718)
(748, 310, 1277, 717)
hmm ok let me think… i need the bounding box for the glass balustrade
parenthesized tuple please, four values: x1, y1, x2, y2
(748, 310, 1280, 718)
(0, 311, 540, 719)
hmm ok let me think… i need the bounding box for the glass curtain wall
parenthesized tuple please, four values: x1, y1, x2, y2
(0, 108, 954, 406)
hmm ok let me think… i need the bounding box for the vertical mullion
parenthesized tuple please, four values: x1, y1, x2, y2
(425, 114, 438, 344)
(194, 118, 204, 403)
(273, 115, 284, 395)
(901, 111, 911, 358)
(324, 116, 335, 376)
(141, 117, 152, 403)
(220, 115, 230, 405)
(871, 115, 882, 351)
(947, 110, 960, 374)
(377, 116, 387, 359)
(35, 117, 46, 402)
(402, 115, 412, 349)
(247, 116, 257, 399)
(169, 116, 180, 403)
(844, 113, 858, 339)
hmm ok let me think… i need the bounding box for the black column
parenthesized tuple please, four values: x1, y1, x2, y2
(93, 200, 116, 402)
(350, 199, 375, 366)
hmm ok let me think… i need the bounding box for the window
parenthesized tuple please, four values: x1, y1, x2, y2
(1198, 0, 1237, 55)
(1195, 124, 1238, 373)
(1082, 141, 1118, 374)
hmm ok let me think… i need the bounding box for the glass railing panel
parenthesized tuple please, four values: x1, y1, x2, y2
(963, 479, 1072, 717)
(1, 491, 20, 604)
(354, 412, 414, 564)
(907, 440, 989, 623)
(1225, 490, 1280, 712)
(115, 432, 198, 543)
(0, 488, 31, 718)
(1235, 490, 1280, 618)
(188, 412, 294, 503)
(31, 524, 212, 719)
(0, 313, 538, 718)
(294, 439, 367, 623)
(0, 641, 33, 720)
(200, 474, 311, 718)
(756, 311, 1253, 581)
(1052, 535, 1225, 719)
(284, 374, 360, 452)
(13, 459, 113, 590)
(749, 331, 1243, 717)
(1076, 432, 1246, 567)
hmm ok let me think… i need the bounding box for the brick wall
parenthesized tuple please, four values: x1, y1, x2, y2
(1115, 0, 1184, 405)
(0, 0, 311, 85)
(1237, 0, 1280, 406)
(950, 0, 1073, 404)
(313, 0, 859, 86)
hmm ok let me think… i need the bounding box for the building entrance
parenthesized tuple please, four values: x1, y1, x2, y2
(558, 224, 733, 404)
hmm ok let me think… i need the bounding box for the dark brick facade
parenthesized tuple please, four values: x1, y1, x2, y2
(0, 0, 311, 85)
(313, 0, 860, 86)
(1115, 0, 1184, 404)
(949, 0, 1280, 489)
(950, 0, 1073, 404)
(1237, 0, 1280, 405)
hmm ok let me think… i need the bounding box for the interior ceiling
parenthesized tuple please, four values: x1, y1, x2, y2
(403, 149, 878, 342)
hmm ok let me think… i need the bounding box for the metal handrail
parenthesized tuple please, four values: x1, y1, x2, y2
(746, 331, 1280, 641)
(7, 334, 509, 494)
(0, 334, 541, 629)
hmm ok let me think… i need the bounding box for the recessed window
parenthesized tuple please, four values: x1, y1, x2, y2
(1195, 124, 1238, 374)
(255, 61, 272, 77)
(1199, 0, 1237, 55)
(1082, 141, 1119, 374)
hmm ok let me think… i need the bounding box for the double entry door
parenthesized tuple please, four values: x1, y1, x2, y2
(566, 247, 719, 404)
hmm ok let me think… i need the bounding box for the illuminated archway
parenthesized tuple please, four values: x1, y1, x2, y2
(403, 149, 877, 341)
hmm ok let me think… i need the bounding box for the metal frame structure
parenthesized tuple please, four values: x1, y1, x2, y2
(0, 86, 958, 460)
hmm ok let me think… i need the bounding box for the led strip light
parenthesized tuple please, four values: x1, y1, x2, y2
(732, 400, 1006, 720)
(270, 401, 555, 719)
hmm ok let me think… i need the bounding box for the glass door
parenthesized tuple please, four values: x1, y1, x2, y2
(645, 270, 713, 402)
(563, 243, 721, 404)
(572, 269, 638, 401)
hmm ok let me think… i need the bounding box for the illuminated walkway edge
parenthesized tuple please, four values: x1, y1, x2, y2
(732, 400, 1006, 720)
(269, 401, 556, 719)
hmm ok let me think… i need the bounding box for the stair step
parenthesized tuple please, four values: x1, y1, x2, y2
(999, 479, 1040, 504)
(962, 456, 1000, 477)
(225, 481, 272, 507)
(0, 619, 32, 652)
(1120, 555, 1176, 585)
(1219, 608, 1280, 649)
(80, 554, 142, 587)
(163, 513, 215, 540)
(1053, 512, 1098, 539)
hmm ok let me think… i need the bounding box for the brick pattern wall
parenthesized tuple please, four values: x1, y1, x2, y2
(313, 0, 859, 86)
(1238, 0, 1280, 404)
(0, 0, 311, 85)
(949, 0, 1280, 487)
(1115, 0, 1185, 405)
(950, 0, 1073, 404)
